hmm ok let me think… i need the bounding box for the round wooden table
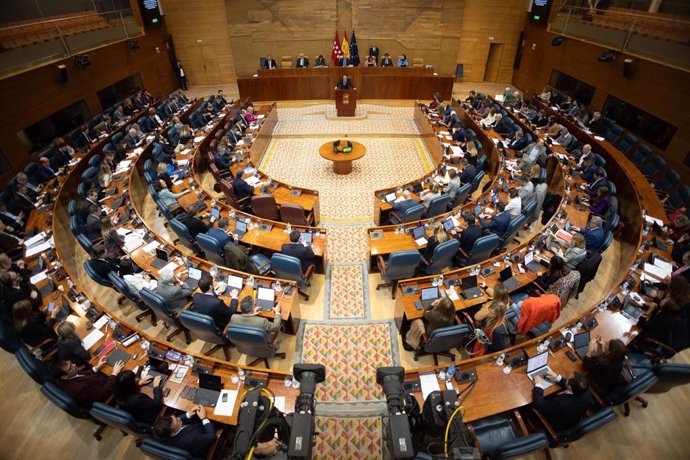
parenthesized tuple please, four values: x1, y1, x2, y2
(318, 140, 366, 175)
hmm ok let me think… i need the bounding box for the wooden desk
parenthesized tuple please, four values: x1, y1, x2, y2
(318, 140, 366, 174)
(238, 67, 455, 101)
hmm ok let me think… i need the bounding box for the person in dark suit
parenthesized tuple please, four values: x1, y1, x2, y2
(153, 405, 216, 458)
(582, 338, 626, 396)
(339, 55, 350, 67)
(8, 185, 36, 216)
(115, 370, 164, 424)
(575, 157, 598, 182)
(57, 321, 91, 367)
(579, 216, 605, 251)
(232, 168, 255, 201)
(369, 43, 380, 62)
(181, 205, 209, 239)
(0, 202, 25, 232)
(51, 138, 74, 168)
(192, 273, 237, 330)
(453, 213, 483, 254)
(263, 55, 277, 69)
(480, 202, 511, 237)
(335, 74, 354, 90)
(587, 111, 605, 134)
(176, 61, 187, 90)
(380, 53, 393, 67)
(532, 371, 592, 432)
(51, 357, 125, 407)
(493, 115, 512, 137)
(90, 245, 119, 279)
(84, 204, 102, 241)
(587, 169, 607, 198)
(314, 54, 327, 67)
(75, 125, 94, 150)
(507, 130, 528, 151)
(459, 158, 477, 184)
(207, 218, 232, 248)
(123, 128, 140, 149)
(296, 53, 309, 68)
(12, 299, 58, 349)
(281, 230, 316, 272)
(32, 157, 59, 184)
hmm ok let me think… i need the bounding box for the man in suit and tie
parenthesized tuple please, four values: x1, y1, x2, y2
(296, 53, 309, 68)
(281, 230, 316, 272)
(207, 218, 232, 248)
(123, 128, 140, 149)
(79, 188, 99, 221)
(176, 61, 188, 90)
(459, 158, 477, 185)
(181, 205, 209, 239)
(587, 169, 607, 198)
(229, 296, 282, 348)
(380, 53, 393, 67)
(0, 202, 25, 231)
(369, 43, 380, 63)
(192, 273, 237, 330)
(52, 357, 125, 407)
(90, 245, 119, 279)
(226, 126, 241, 146)
(9, 185, 36, 216)
(75, 125, 94, 150)
(507, 130, 528, 151)
(153, 405, 217, 458)
(453, 213, 483, 254)
(93, 114, 113, 137)
(232, 168, 255, 202)
(263, 55, 277, 69)
(532, 370, 592, 432)
(157, 269, 194, 314)
(335, 75, 355, 90)
(578, 216, 605, 252)
(33, 157, 60, 184)
(518, 138, 546, 170)
(84, 204, 103, 241)
(480, 201, 512, 237)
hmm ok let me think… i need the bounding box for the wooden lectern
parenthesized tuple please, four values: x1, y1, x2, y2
(335, 89, 357, 117)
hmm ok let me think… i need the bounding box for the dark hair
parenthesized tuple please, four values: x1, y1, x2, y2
(153, 415, 175, 438)
(198, 273, 213, 293)
(93, 244, 106, 258)
(289, 230, 300, 243)
(606, 339, 626, 362)
(153, 181, 163, 192)
(218, 218, 229, 230)
(12, 300, 35, 332)
(496, 201, 506, 212)
(509, 187, 518, 198)
(463, 213, 476, 226)
(568, 372, 589, 395)
(548, 255, 565, 279)
(50, 360, 70, 379)
(240, 296, 254, 313)
(114, 370, 138, 404)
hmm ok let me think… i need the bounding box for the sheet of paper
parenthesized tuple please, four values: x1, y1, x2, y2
(245, 176, 261, 187)
(415, 237, 427, 247)
(160, 261, 180, 274)
(82, 329, 105, 351)
(450, 145, 464, 156)
(420, 373, 441, 400)
(446, 288, 460, 301)
(213, 389, 239, 417)
(274, 396, 286, 413)
(24, 232, 46, 248)
(494, 94, 504, 102)
(93, 315, 110, 330)
(124, 235, 145, 252)
(643, 262, 669, 280)
(25, 241, 51, 258)
(644, 215, 663, 227)
(169, 365, 189, 384)
(653, 258, 672, 273)
(30, 270, 48, 285)
(143, 241, 160, 254)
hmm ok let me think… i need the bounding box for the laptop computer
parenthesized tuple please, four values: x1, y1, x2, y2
(526, 351, 555, 389)
(524, 252, 541, 272)
(474, 204, 482, 217)
(210, 206, 220, 223)
(150, 247, 169, 269)
(184, 267, 204, 289)
(419, 286, 440, 308)
(574, 331, 590, 359)
(300, 232, 313, 245)
(412, 183, 424, 194)
(48, 296, 71, 321)
(442, 217, 455, 233)
(193, 373, 222, 407)
(461, 276, 483, 299)
(385, 192, 397, 202)
(255, 286, 276, 310)
(621, 300, 642, 320)
(226, 274, 244, 291)
(112, 195, 124, 209)
(412, 226, 428, 246)
(499, 266, 520, 291)
(234, 219, 248, 238)
(38, 277, 55, 296)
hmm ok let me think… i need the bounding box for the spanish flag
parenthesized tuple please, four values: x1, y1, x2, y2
(341, 31, 350, 59)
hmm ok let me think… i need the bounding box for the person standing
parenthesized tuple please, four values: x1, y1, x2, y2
(176, 61, 187, 90)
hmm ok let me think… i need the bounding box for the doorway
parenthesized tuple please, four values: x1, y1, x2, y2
(484, 43, 504, 82)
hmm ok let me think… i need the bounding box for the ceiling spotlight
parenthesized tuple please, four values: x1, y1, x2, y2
(551, 36, 565, 46)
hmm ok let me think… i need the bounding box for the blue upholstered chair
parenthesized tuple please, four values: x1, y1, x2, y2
(605, 372, 658, 416)
(108, 272, 156, 326)
(270, 253, 313, 300)
(376, 250, 423, 299)
(425, 194, 450, 218)
(599, 231, 613, 253)
(169, 218, 199, 253)
(459, 234, 500, 266)
(469, 170, 486, 194)
(414, 324, 472, 365)
(532, 407, 617, 447)
(642, 155, 666, 179)
(16, 347, 52, 385)
(390, 203, 426, 224)
(84, 260, 113, 287)
(179, 311, 232, 360)
(139, 438, 193, 460)
(41, 381, 90, 419)
(630, 144, 652, 166)
(89, 402, 151, 442)
(196, 234, 226, 266)
(614, 132, 637, 155)
(423, 239, 459, 274)
(140, 288, 191, 344)
(469, 411, 550, 459)
(499, 214, 526, 250)
(225, 324, 285, 368)
(451, 183, 472, 209)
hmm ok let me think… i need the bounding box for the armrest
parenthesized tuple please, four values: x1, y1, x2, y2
(31, 337, 58, 361)
(513, 409, 529, 436)
(531, 281, 546, 294)
(253, 259, 271, 272)
(173, 300, 194, 320)
(420, 254, 430, 265)
(389, 211, 402, 222)
(236, 195, 251, 205)
(303, 264, 315, 280)
(459, 247, 469, 258)
(376, 255, 388, 273)
(642, 337, 678, 356)
(461, 311, 475, 327)
(530, 408, 558, 440)
(588, 387, 605, 407)
(205, 428, 226, 460)
(622, 356, 635, 383)
(306, 211, 315, 225)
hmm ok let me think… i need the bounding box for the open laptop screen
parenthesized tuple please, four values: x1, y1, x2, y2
(527, 351, 549, 373)
(574, 331, 590, 349)
(257, 287, 275, 302)
(421, 287, 439, 301)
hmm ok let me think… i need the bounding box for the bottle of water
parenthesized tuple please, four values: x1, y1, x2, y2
(247, 275, 255, 288)
(447, 363, 456, 381)
(210, 265, 219, 279)
(286, 223, 292, 234)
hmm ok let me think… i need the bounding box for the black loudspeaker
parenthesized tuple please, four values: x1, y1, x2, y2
(513, 31, 525, 70)
(623, 59, 633, 79)
(57, 64, 68, 84)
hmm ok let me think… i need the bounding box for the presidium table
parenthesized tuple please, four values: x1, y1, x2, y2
(318, 140, 366, 174)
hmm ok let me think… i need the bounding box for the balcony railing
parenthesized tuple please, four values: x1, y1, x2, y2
(0, 9, 143, 78)
(549, 4, 690, 70)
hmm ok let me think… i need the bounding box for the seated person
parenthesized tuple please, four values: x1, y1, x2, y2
(637, 276, 690, 352)
(587, 111, 605, 134)
(507, 130, 528, 151)
(12, 299, 59, 350)
(473, 282, 509, 354)
(155, 180, 189, 209)
(207, 217, 232, 248)
(314, 55, 327, 67)
(590, 187, 610, 216)
(181, 204, 209, 239)
(0, 202, 26, 232)
(554, 126, 573, 147)
(157, 269, 194, 314)
(364, 55, 377, 66)
(518, 138, 546, 170)
(443, 169, 462, 201)
(403, 296, 455, 351)
(481, 109, 498, 127)
(229, 296, 282, 348)
(397, 54, 409, 67)
(419, 183, 441, 208)
(582, 337, 626, 396)
(480, 201, 511, 237)
(114, 370, 164, 425)
(192, 273, 238, 330)
(33, 157, 60, 184)
(51, 357, 125, 407)
(57, 322, 90, 367)
(505, 187, 522, 218)
(232, 168, 256, 202)
(153, 406, 216, 458)
(506, 293, 561, 336)
(576, 216, 605, 252)
(459, 158, 477, 185)
(564, 233, 587, 269)
(123, 128, 141, 149)
(493, 115, 512, 137)
(423, 222, 450, 260)
(380, 53, 393, 67)
(586, 169, 607, 198)
(533, 110, 549, 128)
(2, 267, 43, 319)
(532, 371, 592, 432)
(575, 156, 598, 182)
(263, 55, 277, 69)
(90, 245, 119, 279)
(390, 190, 420, 216)
(0, 221, 22, 254)
(281, 230, 316, 272)
(93, 114, 113, 136)
(223, 240, 257, 274)
(452, 212, 483, 254)
(156, 163, 175, 190)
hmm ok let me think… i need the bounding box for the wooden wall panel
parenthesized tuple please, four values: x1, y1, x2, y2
(512, 20, 690, 182)
(161, 0, 237, 86)
(0, 25, 177, 185)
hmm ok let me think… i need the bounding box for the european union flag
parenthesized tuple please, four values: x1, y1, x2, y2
(350, 30, 360, 66)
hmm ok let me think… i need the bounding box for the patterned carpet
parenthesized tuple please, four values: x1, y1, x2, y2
(322, 223, 372, 263)
(326, 263, 370, 319)
(297, 320, 399, 409)
(261, 137, 432, 222)
(314, 416, 383, 459)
